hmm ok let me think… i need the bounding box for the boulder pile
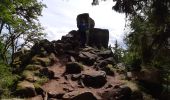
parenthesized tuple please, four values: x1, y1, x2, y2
(12, 30, 152, 100)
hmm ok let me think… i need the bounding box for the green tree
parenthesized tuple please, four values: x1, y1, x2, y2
(112, 40, 124, 63)
(92, 0, 170, 91)
(0, 0, 46, 64)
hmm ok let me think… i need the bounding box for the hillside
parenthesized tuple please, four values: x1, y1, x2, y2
(9, 30, 161, 100)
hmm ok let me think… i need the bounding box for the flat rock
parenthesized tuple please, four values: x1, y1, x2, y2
(15, 81, 36, 97)
(63, 91, 97, 100)
(28, 95, 43, 100)
(65, 62, 83, 74)
(81, 71, 107, 88)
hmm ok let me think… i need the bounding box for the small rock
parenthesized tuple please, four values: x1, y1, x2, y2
(29, 95, 43, 100)
(103, 64, 115, 76)
(48, 92, 64, 99)
(69, 56, 76, 62)
(71, 74, 81, 81)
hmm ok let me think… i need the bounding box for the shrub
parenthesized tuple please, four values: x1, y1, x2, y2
(0, 62, 18, 98)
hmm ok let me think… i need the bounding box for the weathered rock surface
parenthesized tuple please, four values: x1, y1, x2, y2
(63, 91, 97, 100)
(11, 27, 156, 100)
(81, 71, 107, 88)
(101, 85, 132, 100)
(39, 68, 54, 78)
(15, 81, 36, 97)
(29, 95, 43, 100)
(65, 62, 84, 74)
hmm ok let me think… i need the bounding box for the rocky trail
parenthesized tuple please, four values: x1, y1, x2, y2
(41, 57, 123, 100)
(12, 30, 156, 100)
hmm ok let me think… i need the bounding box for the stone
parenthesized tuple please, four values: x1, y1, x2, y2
(65, 50, 79, 57)
(15, 81, 36, 97)
(48, 92, 64, 99)
(79, 52, 97, 66)
(119, 86, 132, 99)
(104, 57, 116, 65)
(96, 60, 108, 69)
(81, 71, 107, 88)
(31, 39, 54, 56)
(135, 68, 163, 97)
(71, 74, 81, 81)
(31, 56, 52, 67)
(101, 85, 132, 100)
(103, 64, 115, 76)
(77, 13, 95, 29)
(88, 28, 109, 49)
(39, 68, 54, 79)
(97, 50, 113, 58)
(25, 64, 42, 71)
(131, 91, 143, 100)
(69, 56, 76, 62)
(63, 91, 97, 100)
(22, 70, 38, 82)
(29, 95, 43, 100)
(65, 62, 84, 74)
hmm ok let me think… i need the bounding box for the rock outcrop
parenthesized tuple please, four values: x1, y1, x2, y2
(10, 14, 157, 100)
(12, 32, 151, 100)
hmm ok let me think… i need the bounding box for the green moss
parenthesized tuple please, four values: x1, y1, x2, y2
(107, 64, 116, 72)
(22, 70, 35, 82)
(25, 64, 41, 71)
(31, 56, 52, 67)
(35, 76, 48, 85)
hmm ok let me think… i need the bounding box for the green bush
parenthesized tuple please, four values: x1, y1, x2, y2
(0, 62, 18, 98)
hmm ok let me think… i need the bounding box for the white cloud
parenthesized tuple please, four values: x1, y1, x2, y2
(39, 0, 125, 46)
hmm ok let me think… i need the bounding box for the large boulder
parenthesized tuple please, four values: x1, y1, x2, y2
(76, 13, 95, 29)
(31, 56, 52, 67)
(31, 39, 54, 56)
(22, 70, 38, 82)
(79, 51, 97, 66)
(88, 28, 109, 48)
(101, 85, 132, 100)
(63, 91, 97, 100)
(81, 71, 107, 88)
(97, 50, 113, 58)
(65, 62, 84, 74)
(135, 68, 163, 97)
(39, 68, 54, 79)
(15, 81, 37, 97)
(95, 57, 116, 72)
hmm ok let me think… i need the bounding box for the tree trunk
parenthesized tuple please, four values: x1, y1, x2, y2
(0, 21, 4, 35)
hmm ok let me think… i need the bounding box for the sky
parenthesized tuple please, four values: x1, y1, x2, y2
(39, 0, 126, 46)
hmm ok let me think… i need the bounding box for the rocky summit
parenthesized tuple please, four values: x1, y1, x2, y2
(12, 30, 155, 100)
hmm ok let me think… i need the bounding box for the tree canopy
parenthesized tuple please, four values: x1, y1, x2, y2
(0, 0, 46, 64)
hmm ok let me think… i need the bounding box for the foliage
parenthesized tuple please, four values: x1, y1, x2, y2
(0, 61, 18, 98)
(92, 0, 170, 92)
(111, 40, 124, 63)
(0, 0, 46, 64)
